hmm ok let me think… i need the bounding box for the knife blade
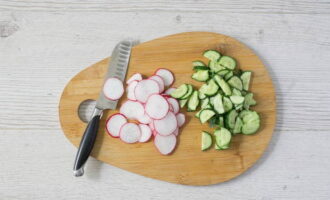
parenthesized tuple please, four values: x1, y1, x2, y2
(73, 41, 133, 177)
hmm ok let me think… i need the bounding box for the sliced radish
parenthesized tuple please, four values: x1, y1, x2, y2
(134, 79, 160, 103)
(152, 130, 157, 136)
(176, 113, 185, 127)
(172, 127, 179, 136)
(154, 112, 177, 136)
(154, 134, 177, 155)
(106, 113, 127, 138)
(137, 113, 151, 124)
(119, 123, 141, 143)
(103, 78, 124, 100)
(149, 120, 155, 130)
(149, 75, 165, 93)
(126, 80, 138, 101)
(167, 98, 179, 114)
(145, 94, 169, 120)
(164, 87, 176, 95)
(138, 124, 152, 143)
(126, 73, 142, 84)
(119, 100, 144, 120)
(155, 68, 174, 87)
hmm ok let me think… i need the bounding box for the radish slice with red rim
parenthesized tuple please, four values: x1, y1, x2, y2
(172, 127, 179, 136)
(145, 94, 169, 120)
(119, 123, 141, 143)
(155, 69, 174, 87)
(154, 134, 177, 155)
(149, 75, 165, 93)
(164, 87, 176, 95)
(134, 79, 160, 103)
(106, 113, 127, 138)
(167, 98, 179, 114)
(103, 78, 124, 100)
(138, 124, 152, 143)
(176, 113, 185, 127)
(137, 113, 151, 124)
(119, 100, 144, 120)
(149, 120, 155, 130)
(126, 73, 142, 84)
(126, 80, 138, 100)
(154, 112, 177, 136)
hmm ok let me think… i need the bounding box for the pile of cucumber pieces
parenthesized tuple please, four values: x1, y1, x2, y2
(171, 50, 260, 151)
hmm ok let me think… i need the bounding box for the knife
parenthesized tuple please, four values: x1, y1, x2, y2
(73, 40, 133, 177)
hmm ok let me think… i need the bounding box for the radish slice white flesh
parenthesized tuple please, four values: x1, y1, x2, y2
(119, 100, 144, 120)
(149, 75, 165, 93)
(103, 78, 124, 100)
(149, 120, 155, 130)
(172, 127, 179, 136)
(137, 114, 151, 124)
(154, 112, 177, 136)
(164, 87, 176, 95)
(126, 73, 142, 84)
(126, 80, 138, 100)
(134, 79, 160, 103)
(145, 94, 169, 120)
(155, 69, 174, 87)
(119, 123, 141, 143)
(139, 124, 152, 142)
(106, 113, 127, 138)
(176, 113, 185, 127)
(154, 134, 177, 155)
(167, 98, 179, 114)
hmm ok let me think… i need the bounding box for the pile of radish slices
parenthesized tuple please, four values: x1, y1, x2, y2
(104, 69, 186, 155)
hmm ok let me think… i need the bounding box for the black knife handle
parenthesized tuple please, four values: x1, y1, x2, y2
(73, 108, 102, 177)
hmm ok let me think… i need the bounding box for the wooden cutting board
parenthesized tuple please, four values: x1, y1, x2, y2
(59, 32, 276, 185)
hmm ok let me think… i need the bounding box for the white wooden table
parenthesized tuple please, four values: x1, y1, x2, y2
(1, 1, 330, 199)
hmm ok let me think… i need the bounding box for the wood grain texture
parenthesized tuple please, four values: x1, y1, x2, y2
(1, 1, 330, 199)
(59, 32, 276, 185)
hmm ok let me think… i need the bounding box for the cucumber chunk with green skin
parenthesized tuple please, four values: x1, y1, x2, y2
(224, 71, 233, 81)
(213, 75, 232, 96)
(241, 71, 252, 91)
(209, 60, 224, 72)
(243, 93, 257, 110)
(233, 117, 243, 134)
(223, 96, 233, 112)
(171, 84, 188, 99)
(217, 69, 229, 77)
(192, 70, 209, 82)
(179, 99, 188, 108)
(201, 98, 210, 109)
(232, 88, 242, 96)
(230, 95, 245, 105)
(209, 116, 219, 128)
(199, 109, 216, 123)
(192, 60, 206, 67)
(201, 131, 213, 151)
(219, 116, 224, 127)
(199, 92, 207, 100)
(241, 111, 260, 134)
(213, 93, 225, 114)
(226, 109, 238, 130)
(239, 110, 250, 119)
(214, 128, 232, 148)
(228, 76, 243, 90)
(180, 84, 193, 99)
(193, 66, 209, 71)
(195, 110, 202, 118)
(203, 50, 221, 61)
(199, 79, 219, 96)
(235, 103, 243, 111)
(218, 56, 236, 70)
(187, 91, 199, 111)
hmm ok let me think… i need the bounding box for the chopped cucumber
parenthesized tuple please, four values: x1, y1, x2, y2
(224, 71, 233, 81)
(180, 84, 193, 99)
(214, 128, 232, 148)
(219, 116, 224, 127)
(199, 79, 219, 96)
(193, 66, 209, 71)
(201, 131, 213, 151)
(187, 91, 199, 111)
(213, 93, 225, 114)
(228, 76, 243, 90)
(179, 99, 188, 108)
(235, 103, 243, 111)
(203, 50, 221, 61)
(243, 93, 257, 110)
(199, 109, 216, 123)
(192, 60, 206, 67)
(241, 71, 252, 91)
(225, 109, 238, 130)
(213, 75, 232, 96)
(171, 84, 188, 99)
(223, 96, 233, 112)
(218, 56, 236, 70)
(192, 70, 209, 82)
(233, 117, 243, 134)
(201, 98, 210, 109)
(209, 60, 223, 72)
(199, 92, 207, 100)
(232, 88, 242, 96)
(209, 116, 218, 128)
(239, 110, 250, 119)
(230, 95, 245, 105)
(195, 110, 202, 118)
(217, 69, 229, 77)
(241, 111, 260, 135)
